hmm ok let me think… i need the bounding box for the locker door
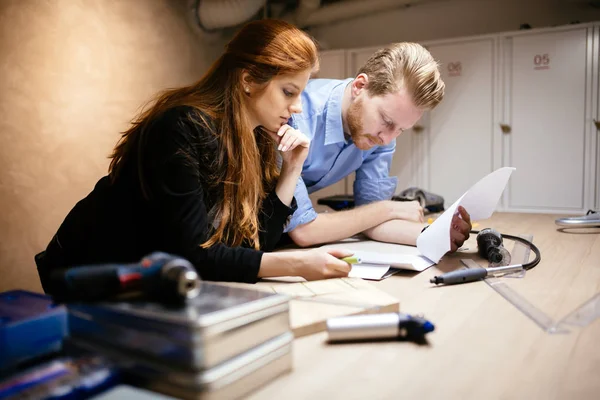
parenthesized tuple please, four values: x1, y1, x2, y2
(346, 46, 381, 76)
(315, 50, 347, 79)
(595, 25, 600, 211)
(425, 38, 495, 208)
(346, 46, 418, 195)
(507, 28, 588, 212)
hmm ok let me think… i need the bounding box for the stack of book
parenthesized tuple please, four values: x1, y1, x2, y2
(67, 282, 292, 399)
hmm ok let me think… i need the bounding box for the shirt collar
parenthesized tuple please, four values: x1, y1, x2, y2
(324, 78, 353, 146)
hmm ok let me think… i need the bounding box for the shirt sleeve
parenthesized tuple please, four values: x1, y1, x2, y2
(258, 191, 297, 251)
(284, 177, 318, 233)
(353, 141, 398, 206)
(147, 111, 263, 283)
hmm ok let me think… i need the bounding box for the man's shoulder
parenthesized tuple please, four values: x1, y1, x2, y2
(297, 78, 348, 119)
(305, 78, 346, 92)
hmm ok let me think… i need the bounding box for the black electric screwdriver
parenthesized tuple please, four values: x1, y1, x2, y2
(48, 252, 201, 303)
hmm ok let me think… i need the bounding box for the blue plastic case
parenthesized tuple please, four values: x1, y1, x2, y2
(0, 354, 121, 399)
(0, 290, 68, 372)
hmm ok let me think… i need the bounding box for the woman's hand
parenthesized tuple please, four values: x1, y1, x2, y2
(265, 124, 310, 206)
(266, 124, 310, 169)
(295, 248, 353, 281)
(258, 248, 354, 281)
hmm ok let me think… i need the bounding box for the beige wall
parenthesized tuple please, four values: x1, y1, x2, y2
(0, 0, 223, 292)
(311, 0, 600, 49)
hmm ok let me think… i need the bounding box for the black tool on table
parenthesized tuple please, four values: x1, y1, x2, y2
(430, 228, 541, 286)
(47, 252, 201, 303)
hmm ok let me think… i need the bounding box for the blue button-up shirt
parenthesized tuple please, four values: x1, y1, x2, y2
(285, 78, 398, 232)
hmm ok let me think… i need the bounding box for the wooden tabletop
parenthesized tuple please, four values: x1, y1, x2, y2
(248, 212, 600, 399)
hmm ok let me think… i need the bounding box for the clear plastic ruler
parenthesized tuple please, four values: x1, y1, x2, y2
(462, 234, 600, 333)
(555, 293, 600, 328)
(461, 258, 567, 334)
(510, 234, 600, 329)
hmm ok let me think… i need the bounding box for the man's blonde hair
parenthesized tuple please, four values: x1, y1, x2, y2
(357, 42, 444, 109)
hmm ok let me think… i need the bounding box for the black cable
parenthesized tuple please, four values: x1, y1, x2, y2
(470, 230, 541, 270)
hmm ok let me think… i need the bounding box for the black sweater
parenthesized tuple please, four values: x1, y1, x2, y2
(40, 107, 296, 283)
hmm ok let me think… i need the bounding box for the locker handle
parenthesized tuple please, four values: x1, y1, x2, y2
(594, 120, 600, 131)
(500, 124, 511, 134)
(412, 125, 424, 133)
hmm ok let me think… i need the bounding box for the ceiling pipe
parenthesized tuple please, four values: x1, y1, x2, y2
(295, 0, 321, 23)
(294, 0, 433, 28)
(194, 0, 266, 31)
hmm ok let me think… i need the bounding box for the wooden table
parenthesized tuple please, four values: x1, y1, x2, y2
(248, 213, 600, 399)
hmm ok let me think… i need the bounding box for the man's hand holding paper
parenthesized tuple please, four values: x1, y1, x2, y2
(449, 206, 472, 252)
(417, 167, 516, 263)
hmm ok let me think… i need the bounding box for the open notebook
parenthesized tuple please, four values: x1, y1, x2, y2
(321, 239, 433, 280)
(320, 167, 516, 280)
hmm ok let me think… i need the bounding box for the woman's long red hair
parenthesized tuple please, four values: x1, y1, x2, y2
(109, 19, 318, 249)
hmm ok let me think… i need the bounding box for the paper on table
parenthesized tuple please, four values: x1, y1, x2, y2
(320, 242, 435, 276)
(351, 250, 433, 271)
(348, 263, 392, 280)
(347, 254, 433, 280)
(417, 167, 516, 264)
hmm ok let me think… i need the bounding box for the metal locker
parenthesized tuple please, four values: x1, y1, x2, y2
(424, 37, 496, 208)
(504, 26, 590, 212)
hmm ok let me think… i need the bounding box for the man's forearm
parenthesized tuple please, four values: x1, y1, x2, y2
(363, 219, 426, 246)
(288, 201, 398, 247)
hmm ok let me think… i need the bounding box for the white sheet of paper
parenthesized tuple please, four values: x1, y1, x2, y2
(320, 242, 434, 272)
(348, 263, 392, 280)
(352, 251, 433, 271)
(417, 167, 516, 263)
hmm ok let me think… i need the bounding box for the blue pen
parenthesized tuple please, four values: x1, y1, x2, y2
(326, 312, 434, 343)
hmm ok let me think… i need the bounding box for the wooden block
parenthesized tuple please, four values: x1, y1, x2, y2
(216, 277, 400, 338)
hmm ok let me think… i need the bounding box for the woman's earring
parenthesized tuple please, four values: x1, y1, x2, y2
(244, 86, 250, 94)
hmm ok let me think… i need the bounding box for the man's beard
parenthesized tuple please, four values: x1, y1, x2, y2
(346, 97, 380, 150)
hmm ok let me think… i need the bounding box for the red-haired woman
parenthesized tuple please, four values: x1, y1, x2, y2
(37, 19, 352, 293)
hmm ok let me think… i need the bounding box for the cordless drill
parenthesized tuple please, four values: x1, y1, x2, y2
(476, 228, 511, 266)
(47, 252, 201, 303)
